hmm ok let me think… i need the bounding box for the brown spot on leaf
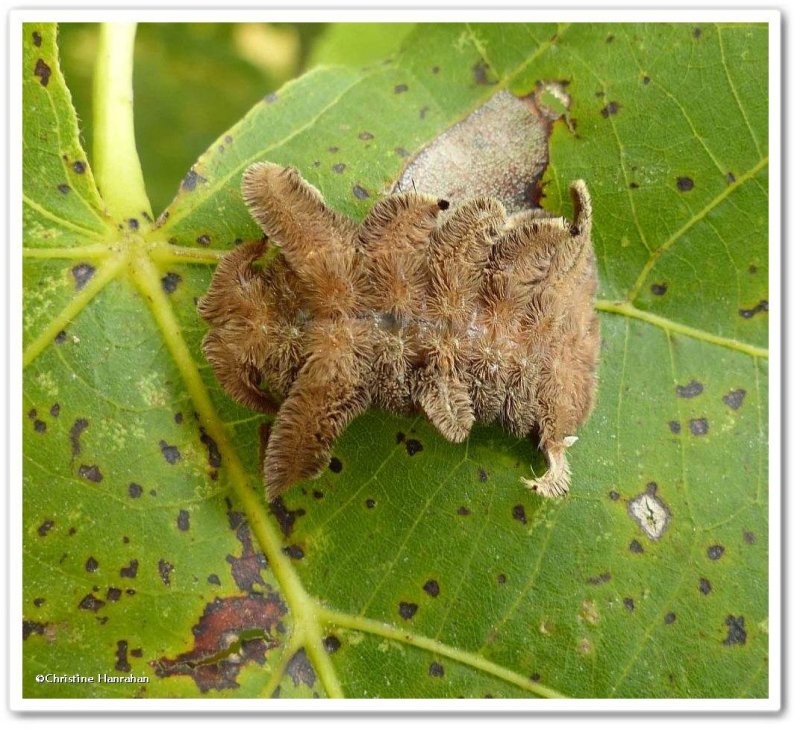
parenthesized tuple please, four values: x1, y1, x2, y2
(153, 593, 286, 692)
(226, 507, 268, 591)
(34, 58, 51, 86)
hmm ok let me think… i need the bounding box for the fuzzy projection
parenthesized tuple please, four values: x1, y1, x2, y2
(197, 162, 600, 500)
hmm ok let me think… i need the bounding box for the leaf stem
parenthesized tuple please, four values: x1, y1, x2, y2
(317, 606, 567, 699)
(92, 23, 152, 223)
(595, 299, 768, 359)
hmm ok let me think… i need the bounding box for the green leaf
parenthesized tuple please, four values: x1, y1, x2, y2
(23, 22, 768, 699)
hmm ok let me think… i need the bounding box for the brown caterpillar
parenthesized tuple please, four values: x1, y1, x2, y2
(197, 162, 599, 500)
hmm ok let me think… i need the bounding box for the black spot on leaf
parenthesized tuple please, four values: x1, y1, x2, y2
(405, 439, 423, 456)
(396, 431, 406, 443)
(199, 427, 221, 468)
(676, 380, 704, 398)
(693, 27, 702, 38)
(689, 418, 709, 436)
(33, 420, 46, 433)
(423, 579, 440, 597)
(269, 497, 306, 538)
(358, 131, 374, 140)
(37, 520, 54, 537)
(365, 498, 376, 509)
(587, 571, 611, 585)
(497, 574, 507, 584)
(723, 389, 746, 410)
(601, 101, 619, 117)
(743, 530, 756, 544)
(395, 147, 410, 158)
(723, 615, 747, 646)
(328, 457, 343, 473)
(707, 544, 725, 560)
(34, 58, 51, 86)
(512, 504, 527, 524)
(478, 468, 488, 482)
(78, 594, 105, 612)
(120, 559, 139, 578)
(727, 171, 737, 184)
(106, 587, 122, 602)
(69, 417, 89, 456)
(664, 612, 676, 625)
(161, 272, 182, 294)
(699, 577, 712, 595)
(32, 30, 42, 46)
(71, 264, 95, 291)
(54, 330, 67, 344)
(23, 620, 46, 639)
(159, 440, 181, 464)
(323, 635, 341, 653)
(739, 300, 768, 319)
(207, 574, 221, 585)
(669, 421, 681, 434)
(608, 490, 620, 501)
(177, 510, 190, 531)
(115, 640, 131, 672)
(33, 598, 45, 607)
(50, 403, 60, 417)
(352, 185, 369, 200)
(85, 556, 99, 572)
(264, 92, 278, 104)
(72, 160, 86, 174)
(282, 545, 305, 560)
(629, 539, 644, 554)
(650, 282, 667, 296)
(181, 168, 206, 192)
(57, 183, 69, 194)
(394, 83, 409, 93)
(398, 602, 418, 620)
(286, 649, 316, 687)
(78, 465, 103, 482)
(472, 61, 496, 85)
(676, 176, 694, 192)
(457, 506, 471, 516)
(128, 482, 143, 498)
(623, 597, 635, 612)
(429, 662, 445, 677)
(332, 163, 346, 174)
(158, 559, 174, 586)
(196, 234, 211, 247)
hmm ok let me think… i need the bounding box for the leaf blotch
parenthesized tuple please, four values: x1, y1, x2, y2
(78, 464, 103, 483)
(405, 438, 423, 456)
(676, 176, 694, 192)
(71, 264, 95, 291)
(34, 58, 51, 86)
(226, 507, 268, 591)
(153, 593, 286, 692)
(689, 418, 709, 436)
(676, 380, 704, 398)
(159, 440, 181, 464)
(398, 601, 418, 620)
(723, 389, 746, 410)
(723, 615, 747, 646)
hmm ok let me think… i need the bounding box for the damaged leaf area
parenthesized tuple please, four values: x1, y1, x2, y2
(23, 21, 768, 700)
